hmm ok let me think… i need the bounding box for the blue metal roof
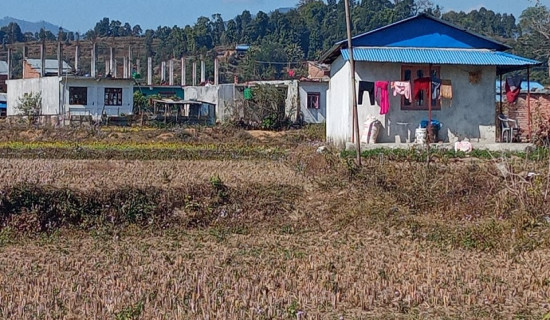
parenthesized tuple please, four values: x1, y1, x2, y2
(341, 47, 540, 67)
(342, 14, 509, 51)
(236, 44, 250, 51)
(496, 80, 546, 92)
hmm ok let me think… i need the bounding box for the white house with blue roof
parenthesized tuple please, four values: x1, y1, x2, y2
(321, 14, 540, 147)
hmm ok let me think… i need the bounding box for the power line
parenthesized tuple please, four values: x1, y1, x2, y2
(254, 60, 306, 65)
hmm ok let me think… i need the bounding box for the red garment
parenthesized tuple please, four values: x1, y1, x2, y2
(413, 77, 431, 100)
(375, 81, 390, 115)
(505, 80, 521, 103)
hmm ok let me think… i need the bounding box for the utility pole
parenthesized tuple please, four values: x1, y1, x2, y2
(344, 0, 361, 166)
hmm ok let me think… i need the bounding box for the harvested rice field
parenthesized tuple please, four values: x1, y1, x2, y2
(0, 125, 549, 319)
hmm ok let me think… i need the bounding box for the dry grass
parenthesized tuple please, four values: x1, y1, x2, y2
(0, 127, 549, 319)
(0, 230, 548, 319)
(0, 159, 308, 189)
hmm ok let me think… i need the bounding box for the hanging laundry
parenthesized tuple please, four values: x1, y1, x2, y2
(375, 81, 390, 115)
(431, 77, 441, 100)
(413, 77, 431, 100)
(390, 81, 411, 100)
(505, 75, 522, 103)
(440, 79, 453, 100)
(244, 88, 253, 100)
(358, 81, 375, 105)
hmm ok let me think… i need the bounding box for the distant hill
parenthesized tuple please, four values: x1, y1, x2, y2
(0, 16, 69, 34)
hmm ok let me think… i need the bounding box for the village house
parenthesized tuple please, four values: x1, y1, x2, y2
(7, 76, 134, 121)
(321, 13, 540, 147)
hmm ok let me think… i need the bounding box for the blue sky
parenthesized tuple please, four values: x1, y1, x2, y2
(1, 0, 548, 33)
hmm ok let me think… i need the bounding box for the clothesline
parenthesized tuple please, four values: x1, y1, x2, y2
(357, 78, 453, 115)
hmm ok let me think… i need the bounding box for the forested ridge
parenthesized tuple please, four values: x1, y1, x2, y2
(1, 0, 549, 83)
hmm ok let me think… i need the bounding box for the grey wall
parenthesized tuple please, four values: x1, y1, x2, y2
(299, 81, 328, 123)
(327, 60, 497, 145)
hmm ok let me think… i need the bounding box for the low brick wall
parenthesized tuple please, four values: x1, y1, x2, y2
(502, 93, 550, 140)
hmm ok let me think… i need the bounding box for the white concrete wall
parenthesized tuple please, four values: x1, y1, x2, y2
(184, 85, 220, 120)
(63, 78, 133, 118)
(326, 56, 352, 147)
(7, 77, 61, 116)
(185, 82, 300, 123)
(217, 84, 237, 122)
(299, 81, 328, 123)
(328, 61, 497, 145)
(285, 80, 299, 121)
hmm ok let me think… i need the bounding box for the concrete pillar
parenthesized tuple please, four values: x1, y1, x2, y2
(192, 61, 197, 86)
(40, 41, 46, 77)
(91, 43, 97, 77)
(161, 61, 166, 83)
(57, 41, 63, 76)
(181, 57, 186, 86)
(113, 59, 118, 78)
(123, 56, 128, 78)
(214, 58, 219, 85)
(74, 45, 79, 74)
(147, 57, 152, 85)
(21, 46, 27, 79)
(105, 60, 110, 76)
(128, 45, 132, 77)
(200, 60, 205, 83)
(7, 48, 12, 80)
(110, 47, 114, 74)
(136, 58, 141, 76)
(169, 59, 174, 86)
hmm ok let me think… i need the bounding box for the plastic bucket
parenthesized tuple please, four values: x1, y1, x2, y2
(415, 128, 427, 144)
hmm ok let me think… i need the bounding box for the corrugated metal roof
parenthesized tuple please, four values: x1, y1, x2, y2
(26, 59, 72, 74)
(236, 44, 250, 51)
(496, 80, 546, 92)
(0, 61, 8, 75)
(341, 47, 540, 67)
(339, 13, 510, 51)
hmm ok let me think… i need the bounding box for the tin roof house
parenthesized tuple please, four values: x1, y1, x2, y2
(321, 13, 540, 147)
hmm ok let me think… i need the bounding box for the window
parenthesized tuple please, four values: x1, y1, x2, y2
(401, 65, 441, 110)
(69, 87, 87, 105)
(307, 92, 320, 109)
(104, 88, 123, 106)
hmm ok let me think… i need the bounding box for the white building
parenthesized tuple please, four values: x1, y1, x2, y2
(320, 14, 540, 147)
(183, 80, 328, 124)
(299, 80, 328, 124)
(7, 76, 134, 119)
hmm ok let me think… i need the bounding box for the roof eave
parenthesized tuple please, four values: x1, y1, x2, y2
(320, 43, 345, 64)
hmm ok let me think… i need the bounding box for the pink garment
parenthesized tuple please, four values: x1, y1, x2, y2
(375, 81, 390, 115)
(391, 81, 411, 100)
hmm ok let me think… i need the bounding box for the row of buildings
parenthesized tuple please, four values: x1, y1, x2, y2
(1, 14, 548, 146)
(0, 55, 329, 127)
